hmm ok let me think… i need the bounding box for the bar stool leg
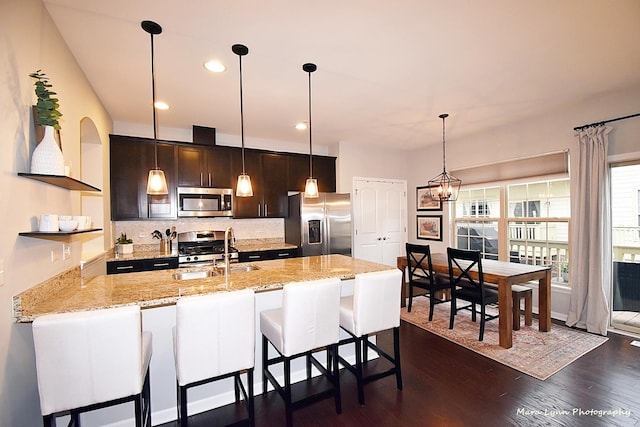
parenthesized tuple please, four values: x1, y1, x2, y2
(394, 327, 403, 390)
(284, 356, 293, 427)
(262, 335, 269, 395)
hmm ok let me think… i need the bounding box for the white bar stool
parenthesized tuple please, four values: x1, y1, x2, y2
(337, 269, 403, 406)
(173, 289, 255, 426)
(260, 278, 342, 427)
(32, 305, 152, 427)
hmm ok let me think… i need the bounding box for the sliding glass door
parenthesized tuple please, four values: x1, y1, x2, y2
(610, 163, 640, 334)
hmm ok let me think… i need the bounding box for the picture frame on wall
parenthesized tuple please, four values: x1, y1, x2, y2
(416, 186, 442, 211)
(417, 215, 443, 241)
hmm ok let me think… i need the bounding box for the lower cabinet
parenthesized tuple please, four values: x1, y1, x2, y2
(238, 248, 301, 262)
(107, 257, 178, 274)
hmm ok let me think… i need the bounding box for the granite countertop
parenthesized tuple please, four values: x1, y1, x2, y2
(13, 255, 394, 323)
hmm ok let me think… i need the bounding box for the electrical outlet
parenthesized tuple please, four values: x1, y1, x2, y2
(51, 250, 59, 262)
(62, 244, 71, 260)
(0, 259, 4, 286)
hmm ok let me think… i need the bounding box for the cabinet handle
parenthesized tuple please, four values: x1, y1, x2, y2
(248, 255, 261, 259)
(116, 265, 134, 270)
(258, 204, 261, 216)
(278, 252, 290, 257)
(153, 262, 170, 267)
(377, 237, 382, 240)
(208, 173, 212, 187)
(200, 172, 204, 187)
(264, 204, 268, 216)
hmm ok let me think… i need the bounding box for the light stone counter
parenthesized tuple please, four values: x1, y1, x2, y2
(13, 254, 393, 322)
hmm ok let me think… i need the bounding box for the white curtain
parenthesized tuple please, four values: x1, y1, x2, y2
(566, 125, 612, 335)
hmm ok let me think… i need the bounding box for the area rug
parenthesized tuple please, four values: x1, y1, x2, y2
(401, 296, 609, 380)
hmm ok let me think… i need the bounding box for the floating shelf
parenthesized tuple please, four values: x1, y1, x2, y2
(19, 228, 103, 238)
(18, 173, 101, 192)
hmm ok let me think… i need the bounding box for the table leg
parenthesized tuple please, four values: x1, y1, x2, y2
(538, 270, 552, 332)
(498, 279, 513, 349)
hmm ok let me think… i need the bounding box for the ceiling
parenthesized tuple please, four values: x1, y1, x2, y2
(43, 0, 640, 151)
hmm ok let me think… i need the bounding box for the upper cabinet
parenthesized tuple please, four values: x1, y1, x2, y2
(109, 131, 337, 221)
(109, 135, 177, 220)
(232, 150, 289, 218)
(176, 145, 233, 188)
(287, 153, 336, 193)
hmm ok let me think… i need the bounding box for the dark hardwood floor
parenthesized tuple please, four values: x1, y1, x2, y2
(158, 320, 640, 426)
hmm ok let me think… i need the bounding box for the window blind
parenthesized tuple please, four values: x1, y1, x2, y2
(451, 151, 568, 186)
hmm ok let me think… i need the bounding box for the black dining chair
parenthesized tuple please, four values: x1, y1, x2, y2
(406, 243, 451, 319)
(447, 247, 499, 341)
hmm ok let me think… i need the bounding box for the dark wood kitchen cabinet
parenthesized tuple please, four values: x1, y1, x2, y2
(232, 150, 289, 218)
(109, 135, 177, 220)
(107, 256, 178, 274)
(238, 247, 301, 262)
(176, 145, 233, 188)
(287, 153, 336, 193)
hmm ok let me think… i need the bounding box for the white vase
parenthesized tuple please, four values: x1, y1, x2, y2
(31, 126, 64, 175)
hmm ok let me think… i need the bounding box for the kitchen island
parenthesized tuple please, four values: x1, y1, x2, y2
(13, 254, 391, 322)
(12, 255, 396, 426)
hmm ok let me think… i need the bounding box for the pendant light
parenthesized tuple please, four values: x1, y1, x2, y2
(142, 20, 168, 195)
(428, 113, 461, 202)
(303, 63, 319, 198)
(233, 44, 253, 197)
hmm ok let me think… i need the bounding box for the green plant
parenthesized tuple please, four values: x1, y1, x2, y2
(29, 70, 62, 130)
(116, 233, 133, 244)
(560, 262, 569, 273)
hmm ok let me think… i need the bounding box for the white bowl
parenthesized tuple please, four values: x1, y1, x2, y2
(59, 220, 78, 232)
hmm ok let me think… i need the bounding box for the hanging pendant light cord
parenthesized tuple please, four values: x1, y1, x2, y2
(239, 53, 246, 174)
(150, 31, 159, 170)
(440, 113, 448, 174)
(307, 69, 313, 178)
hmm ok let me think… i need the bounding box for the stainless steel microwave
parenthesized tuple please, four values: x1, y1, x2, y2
(177, 187, 234, 217)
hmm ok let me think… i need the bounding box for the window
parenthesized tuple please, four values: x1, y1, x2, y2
(454, 178, 570, 285)
(455, 187, 500, 260)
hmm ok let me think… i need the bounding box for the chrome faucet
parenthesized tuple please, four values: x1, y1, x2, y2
(223, 226, 236, 281)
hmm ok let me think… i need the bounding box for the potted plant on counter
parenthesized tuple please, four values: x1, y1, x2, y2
(116, 233, 134, 254)
(29, 69, 64, 175)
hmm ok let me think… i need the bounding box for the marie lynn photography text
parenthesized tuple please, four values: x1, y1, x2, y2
(517, 407, 632, 419)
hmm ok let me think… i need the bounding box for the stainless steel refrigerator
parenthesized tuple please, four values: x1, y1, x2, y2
(285, 193, 352, 257)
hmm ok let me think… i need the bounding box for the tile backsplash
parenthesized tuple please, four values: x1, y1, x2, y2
(113, 218, 284, 246)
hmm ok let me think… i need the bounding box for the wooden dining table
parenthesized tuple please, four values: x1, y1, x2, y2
(397, 253, 551, 349)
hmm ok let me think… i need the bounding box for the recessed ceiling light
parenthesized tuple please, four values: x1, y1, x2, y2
(295, 122, 308, 130)
(204, 60, 226, 73)
(154, 101, 169, 110)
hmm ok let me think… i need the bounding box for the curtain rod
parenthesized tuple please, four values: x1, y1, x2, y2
(573, 112, 640, 131)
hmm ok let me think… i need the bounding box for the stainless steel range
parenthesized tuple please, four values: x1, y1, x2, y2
(177, 230, 238, 267)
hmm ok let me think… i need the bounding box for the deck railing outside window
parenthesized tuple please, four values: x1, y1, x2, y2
(454, 178, 571, 285)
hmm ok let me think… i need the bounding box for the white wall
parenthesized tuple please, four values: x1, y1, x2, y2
(335, 140, 410, 193)
(0, 1, 112, 425)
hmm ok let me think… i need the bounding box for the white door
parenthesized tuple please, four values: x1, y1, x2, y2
(353, 178, 407, 266)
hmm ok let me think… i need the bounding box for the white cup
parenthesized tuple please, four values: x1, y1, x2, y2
(39, 214, 59, 232)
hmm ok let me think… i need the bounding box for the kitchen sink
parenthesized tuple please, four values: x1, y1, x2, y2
(172, 270, 219, 281)
(214, 264, 260, 274)
(173, 264, 259, 280)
